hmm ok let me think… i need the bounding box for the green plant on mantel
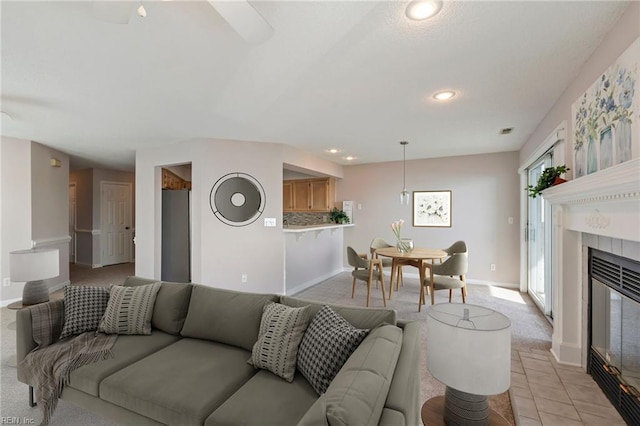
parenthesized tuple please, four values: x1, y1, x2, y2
(526, 165, 570, 198)
(329, 207, 350, 224)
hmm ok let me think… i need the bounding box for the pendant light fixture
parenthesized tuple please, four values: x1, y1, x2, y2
(400, 141, 410, 205)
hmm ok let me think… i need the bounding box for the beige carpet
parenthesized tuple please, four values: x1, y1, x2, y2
(294, 273, 554, 426)
(2, 263, 553, 425)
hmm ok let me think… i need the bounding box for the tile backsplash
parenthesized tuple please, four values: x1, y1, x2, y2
(283, 212, 331, 226)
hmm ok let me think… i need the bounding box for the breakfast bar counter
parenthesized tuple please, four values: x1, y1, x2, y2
(283, 223, 354, 233)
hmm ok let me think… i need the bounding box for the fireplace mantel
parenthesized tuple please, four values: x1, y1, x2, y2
(542, 158, 640, 242)
(538, 158, 640, 367)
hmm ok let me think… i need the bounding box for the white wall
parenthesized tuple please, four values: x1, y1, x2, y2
(338, 151, 521, 286)
(30, 142, 70, 290)
(1, 137, 33, 303)
(137, 139, 303, 294)
(285, 228, 345, 294)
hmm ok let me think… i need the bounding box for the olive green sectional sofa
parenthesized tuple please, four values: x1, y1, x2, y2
(16, 277, 421, 426)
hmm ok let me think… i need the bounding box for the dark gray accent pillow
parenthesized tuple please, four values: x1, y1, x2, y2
(248, 302, 311, 382)
(98, 282, 162, 335)
(297, 305, 369, 394)
(59, 286, 111, 340)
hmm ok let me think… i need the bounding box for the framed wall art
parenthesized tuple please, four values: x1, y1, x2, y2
(572, 37, 638, 178)
(413, 190, 451, 227)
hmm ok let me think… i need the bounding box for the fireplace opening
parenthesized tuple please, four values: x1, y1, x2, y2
(588, 248, 640, 424)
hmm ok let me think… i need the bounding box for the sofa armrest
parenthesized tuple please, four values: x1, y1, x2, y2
(383, 320, 421, 426)
(16, 299, 65, 384)
(16, 307, 35, 383)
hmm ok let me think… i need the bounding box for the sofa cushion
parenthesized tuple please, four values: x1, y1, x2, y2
(280, 296, 397, 329)
(324, 324, 403, 426)
(205, 369, 318, 426)
(60, 286, 111, 339)
(297, 305, 369, 394)
(181, 285, 279, 351)
(99, 282, 161, 335)
(67, 330, 180, 396)
(123, 276, 193, 335)
(100, 338, 256, 426)
(248, 302, 311, 382)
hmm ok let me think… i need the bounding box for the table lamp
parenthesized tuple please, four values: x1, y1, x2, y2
(426, 303, 511, 425)
(10, 248, 59, 305)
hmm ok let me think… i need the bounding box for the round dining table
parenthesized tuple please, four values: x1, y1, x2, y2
(375, 246, 447, 311)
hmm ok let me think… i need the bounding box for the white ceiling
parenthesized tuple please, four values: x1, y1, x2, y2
(0, 1, 629, 171)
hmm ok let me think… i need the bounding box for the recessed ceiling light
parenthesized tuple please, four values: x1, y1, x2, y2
(406, 0, 443, 21)
(326, 148, 340, 154)
(433, 90, 456, 101)
(343, 156, 356, 161)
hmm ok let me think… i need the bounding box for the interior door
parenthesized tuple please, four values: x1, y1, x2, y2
(527, 155, 552, 316)
(101, 182, 132, 266)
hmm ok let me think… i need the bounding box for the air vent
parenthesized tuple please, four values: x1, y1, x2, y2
(499, 127, 514, 135)
(591, 249, 640, 304)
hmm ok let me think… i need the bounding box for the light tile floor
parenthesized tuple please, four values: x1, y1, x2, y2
(510, 348, 627, 425)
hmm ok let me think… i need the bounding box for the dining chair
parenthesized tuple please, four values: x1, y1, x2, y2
(443, 240, 467, 255)
(423, 252, 468, 305)
(346, 246, 386, 307)
(370, 237, 403, 289)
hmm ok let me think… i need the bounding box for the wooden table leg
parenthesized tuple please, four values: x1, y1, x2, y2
(388, 258, 397, 300)
(430, 261, 436, 305)
(418, 260, 426, 312)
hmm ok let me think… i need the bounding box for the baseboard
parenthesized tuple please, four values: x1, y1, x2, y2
(287, 268, 344, 295)
(551, 338, 583, 367)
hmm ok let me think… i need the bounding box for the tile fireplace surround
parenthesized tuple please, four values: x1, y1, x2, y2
(542, 158, 640, 368)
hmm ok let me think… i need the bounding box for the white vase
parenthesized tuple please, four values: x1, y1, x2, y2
(615, 117, 632, 164)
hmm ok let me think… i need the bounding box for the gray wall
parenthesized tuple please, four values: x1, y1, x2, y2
(519, 2, 639, 172)
(338, 151, 521, 286)
(1, 138, 70, 304)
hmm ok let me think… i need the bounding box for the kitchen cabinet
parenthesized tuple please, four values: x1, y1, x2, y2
(162, 168, 191, 190)
(283, 182, 293, 211)
(283, 178, 335, 212)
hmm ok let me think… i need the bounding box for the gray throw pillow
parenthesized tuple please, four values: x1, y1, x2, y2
(59, 286, 111, 340)
(98, 281, 161, 335)
(248, 302, 311, 382)
(297, 305, 369, 394)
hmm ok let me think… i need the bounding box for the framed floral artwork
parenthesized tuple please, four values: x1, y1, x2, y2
(412, 190, 451, 227)
(572, 37, 638, 178)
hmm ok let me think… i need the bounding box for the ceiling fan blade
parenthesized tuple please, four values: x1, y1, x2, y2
(207, 0, 274, 44)
(92, 1, 136, 25)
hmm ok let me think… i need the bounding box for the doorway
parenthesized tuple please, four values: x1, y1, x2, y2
(100, 182, 133, 266)
(527, 154, 552, 317)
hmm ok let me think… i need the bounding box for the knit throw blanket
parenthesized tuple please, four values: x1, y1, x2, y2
(20, 302, 117, 426)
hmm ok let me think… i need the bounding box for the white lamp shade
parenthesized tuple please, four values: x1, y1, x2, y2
(426, 303, 511, 395)
(9, 248, 59, 282)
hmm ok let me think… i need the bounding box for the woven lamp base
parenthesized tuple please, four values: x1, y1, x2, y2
(22, 280, 50, 305)
(443, 386, 489, 426)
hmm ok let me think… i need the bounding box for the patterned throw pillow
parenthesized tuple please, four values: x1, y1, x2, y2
(248, 302, 311, 382)
(98, 281, 162, 335)
(297, 305, 369, 395)
(59, 286, 111, 340)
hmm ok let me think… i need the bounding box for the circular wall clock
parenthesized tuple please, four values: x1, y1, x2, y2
(209, 172, 266, 227)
